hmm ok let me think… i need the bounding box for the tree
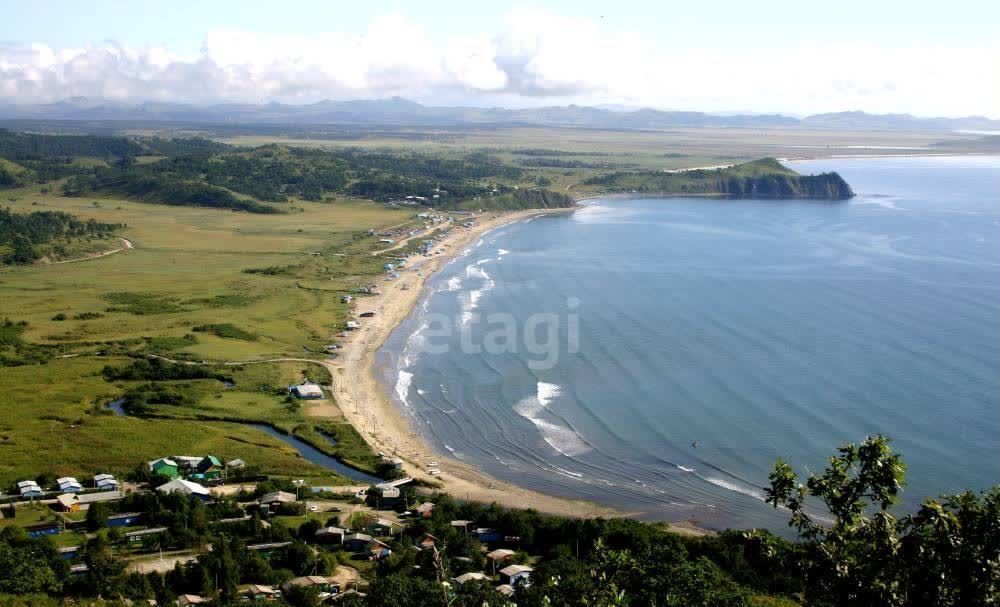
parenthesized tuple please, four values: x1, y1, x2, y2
(766, 435, 1000, 606)
(899, 488, 1000, 606)
(298, 518, 322, 541)
(86, 501, 109, 532)
(0, 527, 63, 594)
(84, 535, 125, 598)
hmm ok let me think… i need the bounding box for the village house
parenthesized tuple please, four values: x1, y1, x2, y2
(238, 584, 280, 602)
(94, 473, 119, 491)
(415, 502, 434, 519)
(226, 458, 246, 470)
(172, 456, 204, 473)
(56, 477, 83, 493)
(343, 533, 373, 553)
(18, 480, 43, 498)
(258, 491, 296, 510)
(315, 526, 346, 544)
(375, 484, 400, 500)
(452, 572, 489, 585)
(367, 518, 398, 537)
(148, 457, 180, 479)
(195, 456, 223, 478)
(55, 493, 80, 512)
(289, 383, 323, 399)
(283, 576, 336, 594)
(487, 548, 516, 568)
(499, 564, 534, 587)
(26, 522, 61, 538)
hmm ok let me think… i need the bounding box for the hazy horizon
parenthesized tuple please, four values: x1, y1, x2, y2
(2, 0, 998, 119)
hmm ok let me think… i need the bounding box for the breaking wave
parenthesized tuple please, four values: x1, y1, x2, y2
(513, 382, 590, 457)
(395, 370, 414, 408)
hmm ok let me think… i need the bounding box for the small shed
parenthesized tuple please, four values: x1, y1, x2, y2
(289, 383, 324, 399)
(55, 493, 80, 512)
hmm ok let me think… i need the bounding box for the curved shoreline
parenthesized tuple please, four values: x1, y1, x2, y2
(319, 207, 708, 533)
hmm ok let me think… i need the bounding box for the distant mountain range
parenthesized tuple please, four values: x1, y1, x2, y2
(1, 97, 997, 132)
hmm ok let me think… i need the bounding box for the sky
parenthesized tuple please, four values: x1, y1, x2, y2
(1, 0, 998, 117)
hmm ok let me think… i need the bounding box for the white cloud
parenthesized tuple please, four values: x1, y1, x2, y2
(0, 10, 996, 117)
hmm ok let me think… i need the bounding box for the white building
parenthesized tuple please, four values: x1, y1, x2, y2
(57, 477, 83, 493)
(94, 473, 119, 490)
(156, 479, 211, 500)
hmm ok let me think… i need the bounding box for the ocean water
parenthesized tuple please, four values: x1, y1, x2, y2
(377, 155, 1000, 532)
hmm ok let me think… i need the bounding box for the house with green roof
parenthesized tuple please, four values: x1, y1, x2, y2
(189, 455, 225, 481)
(148, 457, 180, 479)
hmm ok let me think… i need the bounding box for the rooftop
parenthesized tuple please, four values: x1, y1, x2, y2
(156, 479, 209, 496)
(453, 572, 489, 584)
(500, 564, 534, 576)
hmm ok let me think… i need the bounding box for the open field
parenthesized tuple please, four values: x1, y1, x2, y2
(0, 181, 415, 486)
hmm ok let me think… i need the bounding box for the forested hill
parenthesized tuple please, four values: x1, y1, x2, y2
(0, 208, 121, 264)
(584, 158, 855, 200)
(0, 129, 574, 213)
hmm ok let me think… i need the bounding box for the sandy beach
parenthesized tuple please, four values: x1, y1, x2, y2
(314, 207, 708, 534)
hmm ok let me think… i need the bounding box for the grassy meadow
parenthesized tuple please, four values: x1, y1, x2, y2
(0, 181, 413, 486)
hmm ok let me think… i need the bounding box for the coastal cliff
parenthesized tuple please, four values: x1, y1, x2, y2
(584, 158, 855, 200)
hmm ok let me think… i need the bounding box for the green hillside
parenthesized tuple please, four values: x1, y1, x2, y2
(584, 158, 854, 200)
